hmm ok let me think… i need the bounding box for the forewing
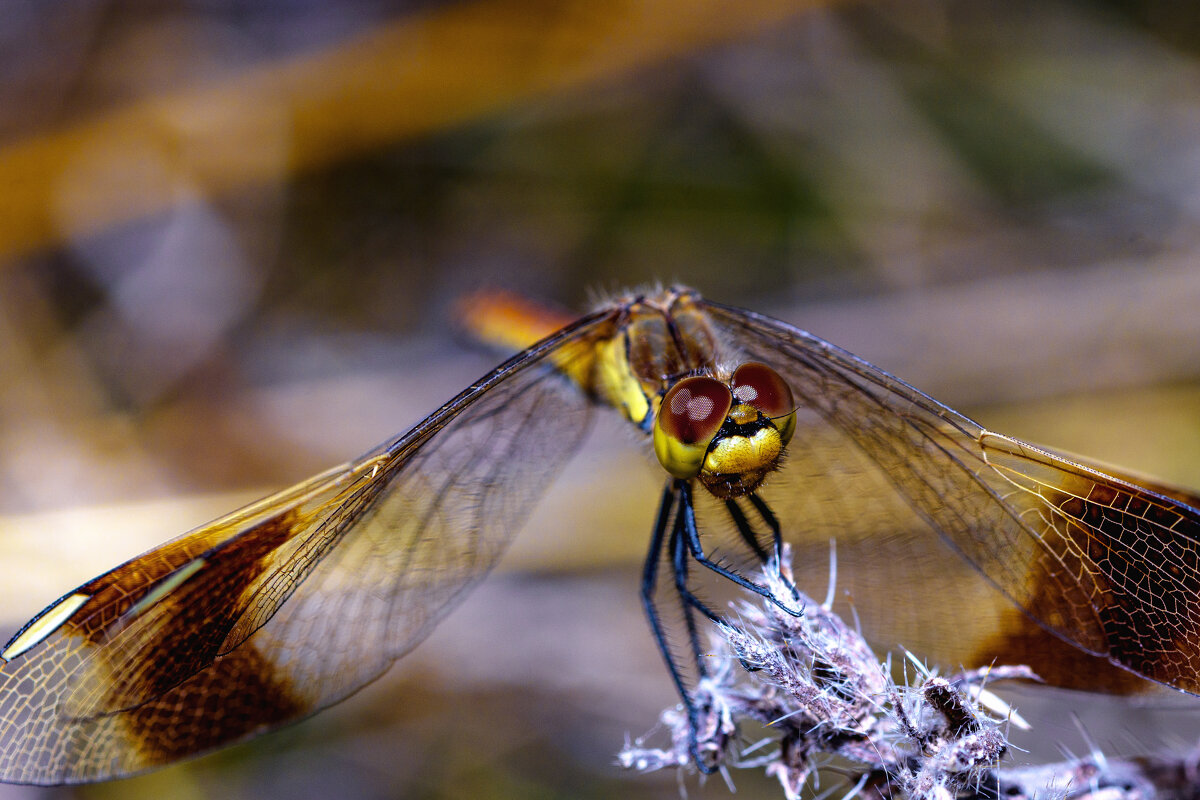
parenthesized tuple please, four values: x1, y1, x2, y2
(702, 299, 1200, 696)
(0, 312, 609, 784)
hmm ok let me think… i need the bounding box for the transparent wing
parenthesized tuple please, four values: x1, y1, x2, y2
(701, 299, 1200, 696)
(0, 311, 611, 785)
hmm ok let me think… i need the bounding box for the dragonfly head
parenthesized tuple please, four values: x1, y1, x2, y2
(652, 362, 796, 499)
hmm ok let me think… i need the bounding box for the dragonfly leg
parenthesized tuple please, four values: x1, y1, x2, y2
(746, 493, 801, 603)
(723, 498, 770, 562)
(746, 494, 783, 561)
(641, 481, 717, 774)
(668, 509, 707, 679)
(678, 482, 801, 618)
(669, 503, 727, 643)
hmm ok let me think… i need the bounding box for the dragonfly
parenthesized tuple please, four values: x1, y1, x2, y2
(1, 285, 1199, 784)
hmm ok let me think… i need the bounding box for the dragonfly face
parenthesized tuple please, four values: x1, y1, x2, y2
(653, 364, 798, 499)
(2, 285, 1200, 784)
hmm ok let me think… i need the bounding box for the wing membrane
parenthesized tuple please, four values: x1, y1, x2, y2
(5, 288, 1196, 784)
(0, 311, 612, 784)
(702, 299, 1200, 695)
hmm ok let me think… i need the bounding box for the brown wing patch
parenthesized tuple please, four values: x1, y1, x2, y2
(1050, 483, 1200, 686)
(69, 511, 297, 643)
(63, 510, 300, 717)
(975, 480, 1184, 694)
(63, 531, 232, 644)
(975, 594, 1148, 695)
(975, 435, 1200, 692)
(121, 644, 304, 768)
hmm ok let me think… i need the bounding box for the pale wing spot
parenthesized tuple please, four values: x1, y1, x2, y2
(1, 593, 90, 661)
(123, 557, 208, 622)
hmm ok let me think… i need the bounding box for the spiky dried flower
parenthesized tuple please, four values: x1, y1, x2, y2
(621, 545, 1200, 800)
(621, 544, 1021, 799)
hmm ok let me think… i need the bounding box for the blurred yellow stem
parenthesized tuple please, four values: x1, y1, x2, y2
(0, 0, 820, 261)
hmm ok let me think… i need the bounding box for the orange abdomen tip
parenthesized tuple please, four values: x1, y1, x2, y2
(455, 289, 576, 353)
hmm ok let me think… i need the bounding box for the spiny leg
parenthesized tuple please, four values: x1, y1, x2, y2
(670, 499, 749, 773)
(640, 481, 714, 773)
(747, 493, 784, 562)
(746, 493, 800, 603)
(721, 492, 802, 605)
(669, 507, 708, 679)
(643, 481, 803, 773)
(723, 498, 770, 562)
(641, 483, 685, 698)
(669, 501, 726, 637)
(678, 482, 800, 618)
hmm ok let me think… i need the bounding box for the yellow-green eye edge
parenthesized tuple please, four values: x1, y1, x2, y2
(653, 424, 711, 479)
(775, 409, 797, 447)
(652, 375, 732, 479)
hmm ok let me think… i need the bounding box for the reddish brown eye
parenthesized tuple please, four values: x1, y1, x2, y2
(731, 362, 794, 419)
(657, 376, 732, 445)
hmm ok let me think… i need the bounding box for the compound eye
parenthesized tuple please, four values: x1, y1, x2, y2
(732, 362, 796, 445)
(653, 376, 733, 479)
(732, 363, 794, 417)
(659, 376, 732, 444)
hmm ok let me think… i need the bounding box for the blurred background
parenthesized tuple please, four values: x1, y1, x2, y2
(1, 0, 1200, 797)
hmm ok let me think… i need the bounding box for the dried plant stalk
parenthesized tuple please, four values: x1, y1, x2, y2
(620, 545, 1200, 800)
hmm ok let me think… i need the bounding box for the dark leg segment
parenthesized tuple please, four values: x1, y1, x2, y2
(640, 481, 714, 773)
(724, 498, 770, 562)
(747, 493, 801, 603)
(640, 479, 801, 774)
(668, 512, 709, 680)
(641, 483, 690, 702)
(748, 493, 784, 562)
(678, 483, 801, 617)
